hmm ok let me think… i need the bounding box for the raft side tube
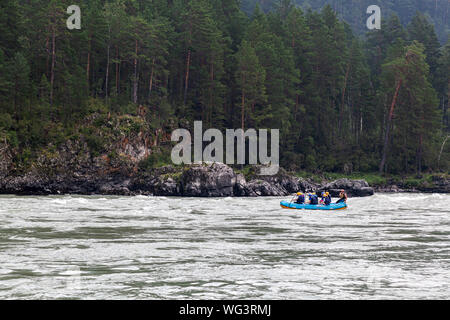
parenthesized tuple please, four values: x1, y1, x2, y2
(280, 200, 347, 211)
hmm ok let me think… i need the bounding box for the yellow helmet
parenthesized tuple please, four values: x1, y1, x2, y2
(297, 192, 303, 196)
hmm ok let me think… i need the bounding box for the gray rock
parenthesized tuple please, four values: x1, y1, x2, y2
(232, 166, 318, 197)
(0, 137, 383, 198)
(234, 173, 252, 196)
(354, 187, 375, 197)
(320, 178, 374, 197)
(181, 162, 236, 197)
(246, 180, 280, 196)
(153, 177, 181, 196)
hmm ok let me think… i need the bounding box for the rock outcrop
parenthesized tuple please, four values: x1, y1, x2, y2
(131, 164, 375, 197)
(232, 166, 318, 196)
(0, 138, 380, 197)
(373, 175, 450, 194)
(0, 155, 378, 197)
(319, 178, 375, 197)
(181, 163, 236, 197)
(418, 175, 450, 193)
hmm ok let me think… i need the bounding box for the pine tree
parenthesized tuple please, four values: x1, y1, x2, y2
(128, 16, 151, 104)
(379, 41, 440, 174)
(179, 0, 227, 125)
(82, 0, 108, 96)
(408, 12, 441, 86)
(0, 48, 12, 112)
(0, 0, 446, 174)
(11, 52, 30, 121)
(0, 0, 22, 57)
(235, 40, 267, 131)
(47, 0, 65, 108)
(438, 39, 450, 131)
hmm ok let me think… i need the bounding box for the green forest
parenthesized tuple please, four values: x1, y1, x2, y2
(243, 0, 449, 43)
(0, 0, 449, 176)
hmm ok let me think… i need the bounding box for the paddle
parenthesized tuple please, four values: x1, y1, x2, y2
(289, 194, 297, 204)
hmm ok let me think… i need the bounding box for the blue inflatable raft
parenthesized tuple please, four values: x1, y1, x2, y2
(280, 200, 347, 211)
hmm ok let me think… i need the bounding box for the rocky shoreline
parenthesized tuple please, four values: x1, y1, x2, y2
(1, 161, 449, 197)
(0, 138, 448, 196)
(373, 176, 450, 194)
(0, 161, 377, 197)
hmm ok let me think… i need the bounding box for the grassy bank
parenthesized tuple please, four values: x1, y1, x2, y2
(294, 171, 449, 189)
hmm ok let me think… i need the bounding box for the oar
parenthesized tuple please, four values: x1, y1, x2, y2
(289, 194, 297, 204)
(287, 194, 297, 208)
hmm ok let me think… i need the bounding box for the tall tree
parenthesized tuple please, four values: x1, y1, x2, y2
(408, 12, 441, 85)
(235, 40, 267, 131)
(379, 42, 440, 174)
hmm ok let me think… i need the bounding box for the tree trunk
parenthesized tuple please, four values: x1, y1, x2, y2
(105, 43, 110, 103)
(115, 45, 120, 95)
(417, 133, 423, 174)
(148, 58, 155, 103)
(14, 76, 18, 123)
(45, 36, 50, 78)
(379, 79, 402, 174)
(86, 51, 90, 82)
(241, 75, 245, 133)
(183, 49, 191, 106)
(86, 36, 91, 90)
(438, 135, 449, 170)
(209, 61, 214, 127)
(241, 80, 245, 170)
(339, 63, 351, 134)
(447, 79, 450, 128)
(133, 39, 138, 104)
(50, 25, 56, 109)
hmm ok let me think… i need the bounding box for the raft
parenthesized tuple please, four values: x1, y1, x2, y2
(280, 200, 347, 211)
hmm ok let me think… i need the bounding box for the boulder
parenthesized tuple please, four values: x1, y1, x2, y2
(181, 162, 236, 197)
(99, 179, 132, 196)
(353, 187, 375, 197)
(233, 166, 319, 197)
(417, 175, 450, 193)
(152, 177, 180, 196)
(245, 180, 283, 196)
(130, 166, 181, 196)
(320, 178, 374, 197)
(233, 173, 255, 196)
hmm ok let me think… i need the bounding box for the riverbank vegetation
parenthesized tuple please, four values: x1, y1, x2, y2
(0, 0, 448, 178)
(294, 170, 449, 189)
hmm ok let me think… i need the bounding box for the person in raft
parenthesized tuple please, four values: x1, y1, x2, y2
(336, 190, 348, 204)
(324, 192, 332, 206)
(319, 191, 332, 206)
(308, 193, 319, 205)
(295, 192, 305, 204)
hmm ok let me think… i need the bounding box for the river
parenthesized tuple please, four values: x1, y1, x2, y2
(0, 193, 448, 299)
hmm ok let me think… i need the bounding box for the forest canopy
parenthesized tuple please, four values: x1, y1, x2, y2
(242, 0, 449, 44)
(0, 0, 448, 175)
